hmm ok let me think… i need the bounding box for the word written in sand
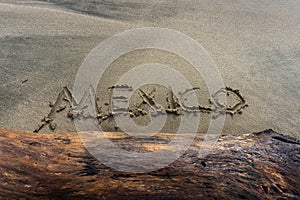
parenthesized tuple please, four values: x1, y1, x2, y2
(34, 85, 248, 133)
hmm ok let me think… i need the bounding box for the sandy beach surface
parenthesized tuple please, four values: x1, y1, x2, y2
(0, 0, 299, 138)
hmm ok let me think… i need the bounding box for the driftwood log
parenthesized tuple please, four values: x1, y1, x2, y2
(0, 129, 299, 199)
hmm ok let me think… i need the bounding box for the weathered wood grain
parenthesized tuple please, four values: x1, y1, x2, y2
(0, 129, 299, 199)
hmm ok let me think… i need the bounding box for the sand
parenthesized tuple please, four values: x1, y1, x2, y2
(0, 0, 299, 137)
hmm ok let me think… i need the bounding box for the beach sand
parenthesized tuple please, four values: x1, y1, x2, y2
(0, 0, 299, 137)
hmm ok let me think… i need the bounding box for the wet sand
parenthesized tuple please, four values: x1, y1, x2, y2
(0, 0, 299, 137)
